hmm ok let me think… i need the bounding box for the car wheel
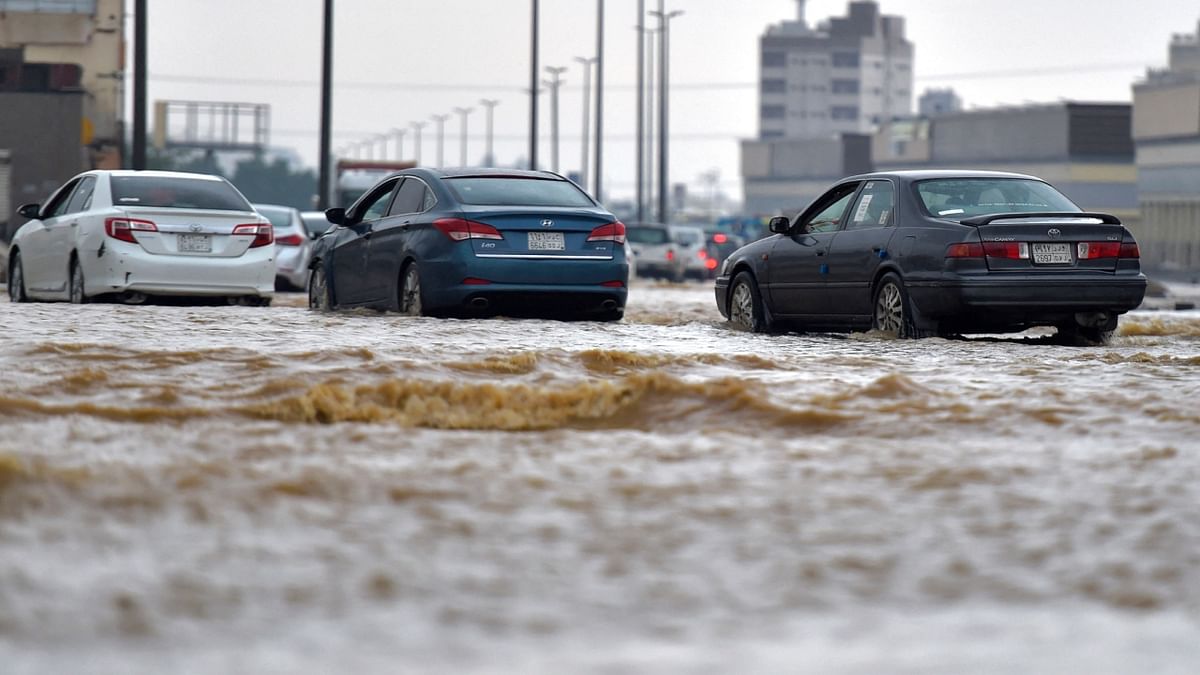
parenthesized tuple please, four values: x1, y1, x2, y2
(69, 256, 88, 304)
(399, 263, 424, 316)
(1057, 323, 1115, 346)
(308, 265, 334, 311)
(728, 271, 767, 332)
(9, 251, 28, 303)
(872, 273, 921, 338)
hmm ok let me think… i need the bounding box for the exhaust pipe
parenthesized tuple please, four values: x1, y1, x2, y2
(469, 297, 490, 310)
(121, 292, 148, 305)
(601, 299, 618, 311)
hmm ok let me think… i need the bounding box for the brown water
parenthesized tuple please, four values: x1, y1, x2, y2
(2, 284, 1199, 674)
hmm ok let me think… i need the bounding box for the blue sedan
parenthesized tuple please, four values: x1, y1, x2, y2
(307, 169, 629, 320)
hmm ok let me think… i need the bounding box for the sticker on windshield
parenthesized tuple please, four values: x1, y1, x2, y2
(878, 209, 890, 225)
(853, 194, 874, 223)
(938, 208, 965, 216)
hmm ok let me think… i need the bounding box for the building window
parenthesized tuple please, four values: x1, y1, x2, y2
(832, 52, 860, 68)
(762, 52, 786, 67)
(762, 130, 784, 139)
(761, 105, 786, 119)
(831, 106, 859, 120)
(761, 79, 786, 94)
(831, 79, 859, 94)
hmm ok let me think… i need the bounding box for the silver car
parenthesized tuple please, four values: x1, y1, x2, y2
(668, 224, 712, 279)
(255, 204, 312, 291)
(626, 222, 685, 282)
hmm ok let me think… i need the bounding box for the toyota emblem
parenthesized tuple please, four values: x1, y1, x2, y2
(541, 219, 555, 228)
(1047, 228, 1062, 239)
(189, 223, 203, 233)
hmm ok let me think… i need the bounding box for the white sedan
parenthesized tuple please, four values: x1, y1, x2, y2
(7, 170, 275, 305)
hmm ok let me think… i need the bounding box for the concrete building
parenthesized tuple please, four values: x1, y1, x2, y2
(742, 134, 872, 215)
(1132, 18, 1200, 275)
(918, 88, 962, 117)
(873, 102, 1138, 222)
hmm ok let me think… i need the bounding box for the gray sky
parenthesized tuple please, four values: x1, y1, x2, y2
(138, 0, 1199, 203)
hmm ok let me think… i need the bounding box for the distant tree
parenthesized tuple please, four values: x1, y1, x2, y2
(146, 147, 223, 175)
(231, 153, 317, 210)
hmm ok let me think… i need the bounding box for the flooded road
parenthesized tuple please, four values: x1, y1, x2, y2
(2, 283, 1199, 674)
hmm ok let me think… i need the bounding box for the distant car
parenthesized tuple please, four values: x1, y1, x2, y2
(702, 226, 744, 271)
(300, 210, 334, 238)
(626, 223, 685, 282)
(715, 170, 1147, 344)
(308, 168, 629, 320)
(255, 203, 312, 291)
(669, 224, 715, 279)
(7, 170, 274, 305)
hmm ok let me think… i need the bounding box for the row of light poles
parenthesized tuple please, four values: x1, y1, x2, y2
(338, 100, 503, 169)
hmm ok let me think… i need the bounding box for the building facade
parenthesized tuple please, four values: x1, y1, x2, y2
(1133, 18, 1200, 275)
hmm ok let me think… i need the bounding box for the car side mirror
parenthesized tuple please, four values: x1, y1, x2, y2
(325, 207, 346, 226)
(309, 230, 320, 240)
(18, 203, 41, 219)
(768, 216, 791, 234)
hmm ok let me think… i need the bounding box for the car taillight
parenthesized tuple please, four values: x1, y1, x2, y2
(276, 233, 306, 246)
(600, 280, 625, 288)
(1076, 242, 1121, 259)
(232, 223, 274, 248)
(982, 241, 1030, 260)
(434, 218, 503, 241)
(462, 277, 492, 285)
(705, 258, 718, 270)
(946, 243, 984, 258)
(104, 217, 157, 243)
(713, 233, 728, 244)
(666, 249, 675, 261)
(698, 250, 708, 259)
(1119, 242, 1140, 259)
(587, 221, 626, 244)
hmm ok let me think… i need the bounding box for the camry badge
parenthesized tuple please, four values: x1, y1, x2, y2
(1047, 228, 1062, 239)
(189, 223, 203, 232)
(541, 219, 554, 228)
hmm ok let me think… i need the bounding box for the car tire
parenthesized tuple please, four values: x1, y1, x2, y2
(1057, 323, 1115, 347)
(728, 271, 768, 333)
(9, 251, 28, 303)
(308, 265, 335, 311)
(596, 308, 624, 322)
(69, 256, 88, 304)
(398, 262, 424, 316)
(872, 272, 922, 338)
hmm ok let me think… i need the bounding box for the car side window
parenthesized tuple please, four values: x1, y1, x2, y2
(801, 184, 859, 234)
(388, 177, 431, 216)
(44, 179, 82, 219)
(845, 180, 895, 230)
(65, 176, 98, 215)
(357, 178, 401, 222)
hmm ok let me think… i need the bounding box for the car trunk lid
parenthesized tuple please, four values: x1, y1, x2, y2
(960, 212, 1127, 272)
(119, 207, 267, 258)
(458, 206, 617, 259)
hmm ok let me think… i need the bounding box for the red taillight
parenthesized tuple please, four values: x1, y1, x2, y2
(713, 233, 728, 244)
(1076, 242, 1121, 259)
(462, 277, 492, 285)
(600, 280, 625, 288)
(666, 249, 675, 261)
(587, 221, 626, 244)
(1120, 242, 1140, 259)
(705, 258, 718, 270)
(104, 217, 157, 243)
(232, 223, 274, 248)
(275, 233, 306, 246)
(434, 218, 503, 242)
(697, 249, 708, 259)
(946, 243, 984, 258)
(982, 241, 1030, 260)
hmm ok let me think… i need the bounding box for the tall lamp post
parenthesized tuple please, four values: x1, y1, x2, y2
(132, 0, 147, 169)
(529, 0, 540, 169)
(574, 56, 597, 189)
(650, 5, 683, 223)
(543, 66, 568, 173)
(390, 128, 407, 161)
(411, 121, 427, 165)
(594, 0, 605, 199)
(316, 0, 333, 207)
(635, 0, 645, 222)
(431, 113, 450, 168)
(480, 99, 501, 167)
(453, 106, 474, 167)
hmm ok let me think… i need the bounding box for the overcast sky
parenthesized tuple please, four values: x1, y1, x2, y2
(136, 0, 1199, 202)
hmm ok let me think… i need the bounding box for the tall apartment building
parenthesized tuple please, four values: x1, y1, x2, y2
(1133, 17, 1200, 274)
(758, 0, 913, 139)
(744, 1, 913, 214)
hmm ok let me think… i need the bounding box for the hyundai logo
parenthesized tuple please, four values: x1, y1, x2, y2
(189, 223, 203, 233)
(1047, 228, 1062, 239)
(541, 219, 555, 228)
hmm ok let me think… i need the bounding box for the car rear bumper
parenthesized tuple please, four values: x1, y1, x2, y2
(908, 273, 1147, 322)
(420, 253, 629, 315)
(275, 246, 309, 288)
(86, 245, 275, 297)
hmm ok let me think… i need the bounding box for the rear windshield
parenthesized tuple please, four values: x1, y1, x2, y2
(111, 176, 251, 211)
(445, 177, 595, 207)
(916, 178, 1080, 218)
(627, 226, 670, 245)
(672, 229, 702, 245)
(255, 206, 298, 230)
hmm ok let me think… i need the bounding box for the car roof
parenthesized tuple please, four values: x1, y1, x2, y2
(843, 169, 1041, 183)
(423, 167, 567, 180)
(98, 170, 231, 182)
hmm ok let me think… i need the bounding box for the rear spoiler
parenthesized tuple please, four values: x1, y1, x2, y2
(960, 212, 1122, 227)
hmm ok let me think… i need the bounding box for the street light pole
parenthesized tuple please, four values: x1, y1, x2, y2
(543, 66, 567, 173)
(635, 0, 645, 222)
(431, 113, 450, 168)
(650, 5, 683, 223)
(411, 121, 426, 165)
(529, 0, 540, 170)
(390, 128, 407, 161)
(480, 99, 500, 167)
(453, 106, 474, 167)
(316, 0, 333, 207)
(574, 56, 597, 189)
(132, 0, 147, 169)
(594, 0, 605, 199)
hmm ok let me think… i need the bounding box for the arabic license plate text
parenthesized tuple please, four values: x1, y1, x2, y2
(178, 233, 212, 253)
(1032, 242, 1071, 265)
(528, 231, 565, 251)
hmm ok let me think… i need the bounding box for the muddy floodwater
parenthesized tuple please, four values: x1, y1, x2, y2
(1, 283, 1199, 674)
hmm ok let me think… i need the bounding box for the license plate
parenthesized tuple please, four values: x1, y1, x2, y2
(528, 231, 565, 251)
(1032, 242, 1071, 265)
(178, 233, 212, 253)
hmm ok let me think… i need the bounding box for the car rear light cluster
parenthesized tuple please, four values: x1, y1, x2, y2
(434, 218, 503, 241)
(948, 240, 1141, 260)
(713, 233, 728, 244)
(232, 223, 274, 248)
(275, 233, 306, 246)
(586, 221, 626, 244)
(705, 258, 719, 270)
(104, 217, 157, 243)
(666, 249, 675, 261)
(1078, 242, 1139, 259)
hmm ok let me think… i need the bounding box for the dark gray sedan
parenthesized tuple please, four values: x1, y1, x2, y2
(714, 170, 1147, 344)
